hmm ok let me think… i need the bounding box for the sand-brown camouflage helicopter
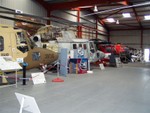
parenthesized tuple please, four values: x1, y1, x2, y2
(0, 6, 63, 69)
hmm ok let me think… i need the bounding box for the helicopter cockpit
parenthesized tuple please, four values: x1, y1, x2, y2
(16, 32, 29, 53)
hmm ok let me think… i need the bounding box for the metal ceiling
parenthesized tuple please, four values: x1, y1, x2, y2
(36, 0, 150, 31)
(43, 0, 78, 4)
(94, 0, 150, 30)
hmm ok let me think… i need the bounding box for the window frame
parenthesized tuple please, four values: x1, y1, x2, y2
(0, 36, 4, 51)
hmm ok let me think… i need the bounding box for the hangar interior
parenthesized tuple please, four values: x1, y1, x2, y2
(0, 0, 150, 113)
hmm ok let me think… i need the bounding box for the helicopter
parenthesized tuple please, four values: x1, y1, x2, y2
(31, 25, 105, 63)
(0, 24, 58, 69)
(0, 6, 104, 69)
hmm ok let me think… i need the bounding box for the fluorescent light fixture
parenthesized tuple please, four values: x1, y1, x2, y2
(144, 15, 150, 20)
(106, 18, 115, 23)
(79, 6, 93, 8)
(94, 5, 98, 12)
(15, 9, 23, 13)
(122, 13, 131, 18)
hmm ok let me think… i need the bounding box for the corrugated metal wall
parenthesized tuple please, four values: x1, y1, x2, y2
(143, 30, 150, 48)
(110, 30, 141, 48)
(97, 22, 107, 40)
(0, 0, 46, 25)
(110, 30, 150, 49)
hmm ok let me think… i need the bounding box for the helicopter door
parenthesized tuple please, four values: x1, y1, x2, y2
(89, 41, 100, 62)
(0, 33, 13, 57)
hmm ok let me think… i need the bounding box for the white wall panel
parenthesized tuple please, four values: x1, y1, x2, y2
(0, 0, 47, 25)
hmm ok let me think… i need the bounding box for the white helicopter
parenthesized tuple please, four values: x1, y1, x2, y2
(31, 25, 105, 63)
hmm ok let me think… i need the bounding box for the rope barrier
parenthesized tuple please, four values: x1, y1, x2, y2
(0, 75, 32, 80)
(0, 61, 67, 85)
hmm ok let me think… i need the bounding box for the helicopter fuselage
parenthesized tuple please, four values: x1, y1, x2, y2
(0, 25, 58, 69)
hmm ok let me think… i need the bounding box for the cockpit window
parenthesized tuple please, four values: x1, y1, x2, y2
(17, 32, 26, 44)
(16, 32, 29, 53)
(90, 42, 95, 53)
(83, 44, 87, 50)
(0, 36, 4, 51)
(79, 43, 82, 48)
(32, 52, 40, 61)
(73, 44, 77, 49)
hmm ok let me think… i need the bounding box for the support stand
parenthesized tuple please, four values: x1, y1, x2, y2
(22, 62, 28, 85)
(0, 57, 22, 88)
(19, 97, 25, 113)
(15, 92, 41, 113)
(87, 60, 93, 74)
(52, 62, 64, 82)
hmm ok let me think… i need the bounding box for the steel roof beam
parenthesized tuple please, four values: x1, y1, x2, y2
(132, 7, 143, 29)
(48, 0, 125, 10)
(110, 27, 150, 31)
(85, 9, 109, 32)
(109, 23, 140, 28)
(125, 0, 143, 29)
(101, 9, 122, 19)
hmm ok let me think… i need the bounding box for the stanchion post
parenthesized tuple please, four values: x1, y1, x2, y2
(52, 61, 64, 82)
(22, 62, 28, 85)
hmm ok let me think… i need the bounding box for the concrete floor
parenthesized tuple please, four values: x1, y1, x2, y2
(0, 62, 150, 113)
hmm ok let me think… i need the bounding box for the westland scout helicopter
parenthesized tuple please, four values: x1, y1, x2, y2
(0, 24, 58, 69)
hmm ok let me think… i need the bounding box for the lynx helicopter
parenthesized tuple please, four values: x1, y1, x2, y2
(0, 24, 58, 69)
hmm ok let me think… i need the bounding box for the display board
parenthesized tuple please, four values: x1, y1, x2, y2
(59, 48, 68, 76)
(0, 57, 22, 71)
(99, 63, 105, 70)
(31, 72, 46, 85)
(15, 92, 41, 113)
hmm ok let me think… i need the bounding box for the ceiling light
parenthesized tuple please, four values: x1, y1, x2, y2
(15, 9, 23, 13)
(144, 15, 150, 20)
(116, 20, 119, 24)
(94, 5, 98, 12)
(106, 18, 115, 23)
(122, 13, 131, 18)
(78, 6, 93, 8)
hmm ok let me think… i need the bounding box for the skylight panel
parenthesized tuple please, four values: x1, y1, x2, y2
(122, 13, 131, 18)
(106, 18, 115, 23)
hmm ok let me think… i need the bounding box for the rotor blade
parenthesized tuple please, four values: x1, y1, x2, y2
(0, 6, 85, 26)
(82, 1, 150, 17)
(0, 11, 75, 26)
(0, 15, 45, 26)
(0, 6, 15, 11)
